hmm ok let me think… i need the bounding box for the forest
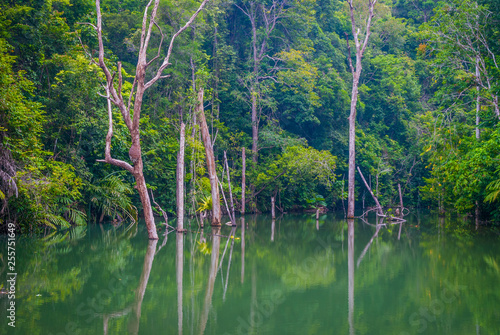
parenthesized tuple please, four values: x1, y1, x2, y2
(1, 0, 500, 234)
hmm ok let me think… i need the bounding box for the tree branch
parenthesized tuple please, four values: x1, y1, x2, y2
(357, 166, 384, 216)
(345, 33, 354, 74)
(96, 86, 134, 173)
(145, 0, 210, 90)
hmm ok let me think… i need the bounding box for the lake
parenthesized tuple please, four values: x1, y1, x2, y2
(1, 212, 499, 334)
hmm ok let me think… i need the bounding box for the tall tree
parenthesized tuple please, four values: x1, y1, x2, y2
(93, 0, 209, 239)
(420, 0, 500, 121)
(345, 0, 378, 218)
(196, 87, 222, 226)
(235, 0, 287, 163)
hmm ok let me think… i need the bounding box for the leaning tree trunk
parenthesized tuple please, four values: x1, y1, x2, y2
(271, 196, 275, 219)
(196, 88, 221, 226)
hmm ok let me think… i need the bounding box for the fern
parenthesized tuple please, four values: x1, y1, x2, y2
(485, 179, 500, 203)
(44, 214, 71, 229)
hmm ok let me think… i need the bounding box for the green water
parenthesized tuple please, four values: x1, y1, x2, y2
(1, 213, 499, 334)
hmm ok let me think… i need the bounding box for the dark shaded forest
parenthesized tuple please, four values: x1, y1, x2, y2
(1, 0, 500, 232)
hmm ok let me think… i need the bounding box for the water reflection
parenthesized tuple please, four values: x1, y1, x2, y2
(128, 239, 158, 334)
(7, 213, 500, 335)
(357, 224, 381, 268)
(348, 219, 355, 335)
(241, 217, 245, 284)
(177, 233, 184, 335)
(199, 227, 221, 334)
(271, 219, 275, 241)
(223, 228, 237, 301)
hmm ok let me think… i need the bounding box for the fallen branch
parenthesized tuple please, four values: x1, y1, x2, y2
(357, 166, 384, 217)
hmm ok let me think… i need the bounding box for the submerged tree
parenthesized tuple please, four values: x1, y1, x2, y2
(345, 0, 378, 218)
(92, 0, 209, 239)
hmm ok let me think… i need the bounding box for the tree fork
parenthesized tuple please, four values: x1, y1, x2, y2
(93, 0, 209, 239)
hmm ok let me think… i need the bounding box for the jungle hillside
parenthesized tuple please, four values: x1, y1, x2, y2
(1, 0, 500, 233)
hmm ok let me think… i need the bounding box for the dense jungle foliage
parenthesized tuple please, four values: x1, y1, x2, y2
(1, 0, 500, 232)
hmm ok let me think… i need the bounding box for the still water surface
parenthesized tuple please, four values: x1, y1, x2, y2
(1, 212, 499, 334)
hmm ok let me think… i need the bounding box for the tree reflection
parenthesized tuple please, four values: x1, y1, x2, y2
(128, 239, 158, 334)
(348, 219, 355, 335)
(223, 227, 237, 301)
(271, 219, 275, 241)
(176, 232, 184, 335)
(241, 217, 245, 284)
(199, 227, 221, 334)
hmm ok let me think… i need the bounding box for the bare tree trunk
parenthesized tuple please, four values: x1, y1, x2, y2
(190, 58, 197, 217)
(347, 71, 360, 218)
(196, 88, 221, 226)
(476, 56, 481, 140)
(250, 1, 259, 164)
(177, 123, 186, 231)
(398, 183, 404, 218)
(345, 0, 378, 219)
(241, 147, 246, 215)
(251, 90, 259, 163)
(135, 170, 159, 239)
(271, 196, 275, 219)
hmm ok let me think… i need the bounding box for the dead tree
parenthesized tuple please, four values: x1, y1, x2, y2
(176, 123, 186, 232)
(345, 0, 378, 218)
(92, 0, 209, 239)
(196, 88, 222, 226)
(241, 147, 246, 215)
